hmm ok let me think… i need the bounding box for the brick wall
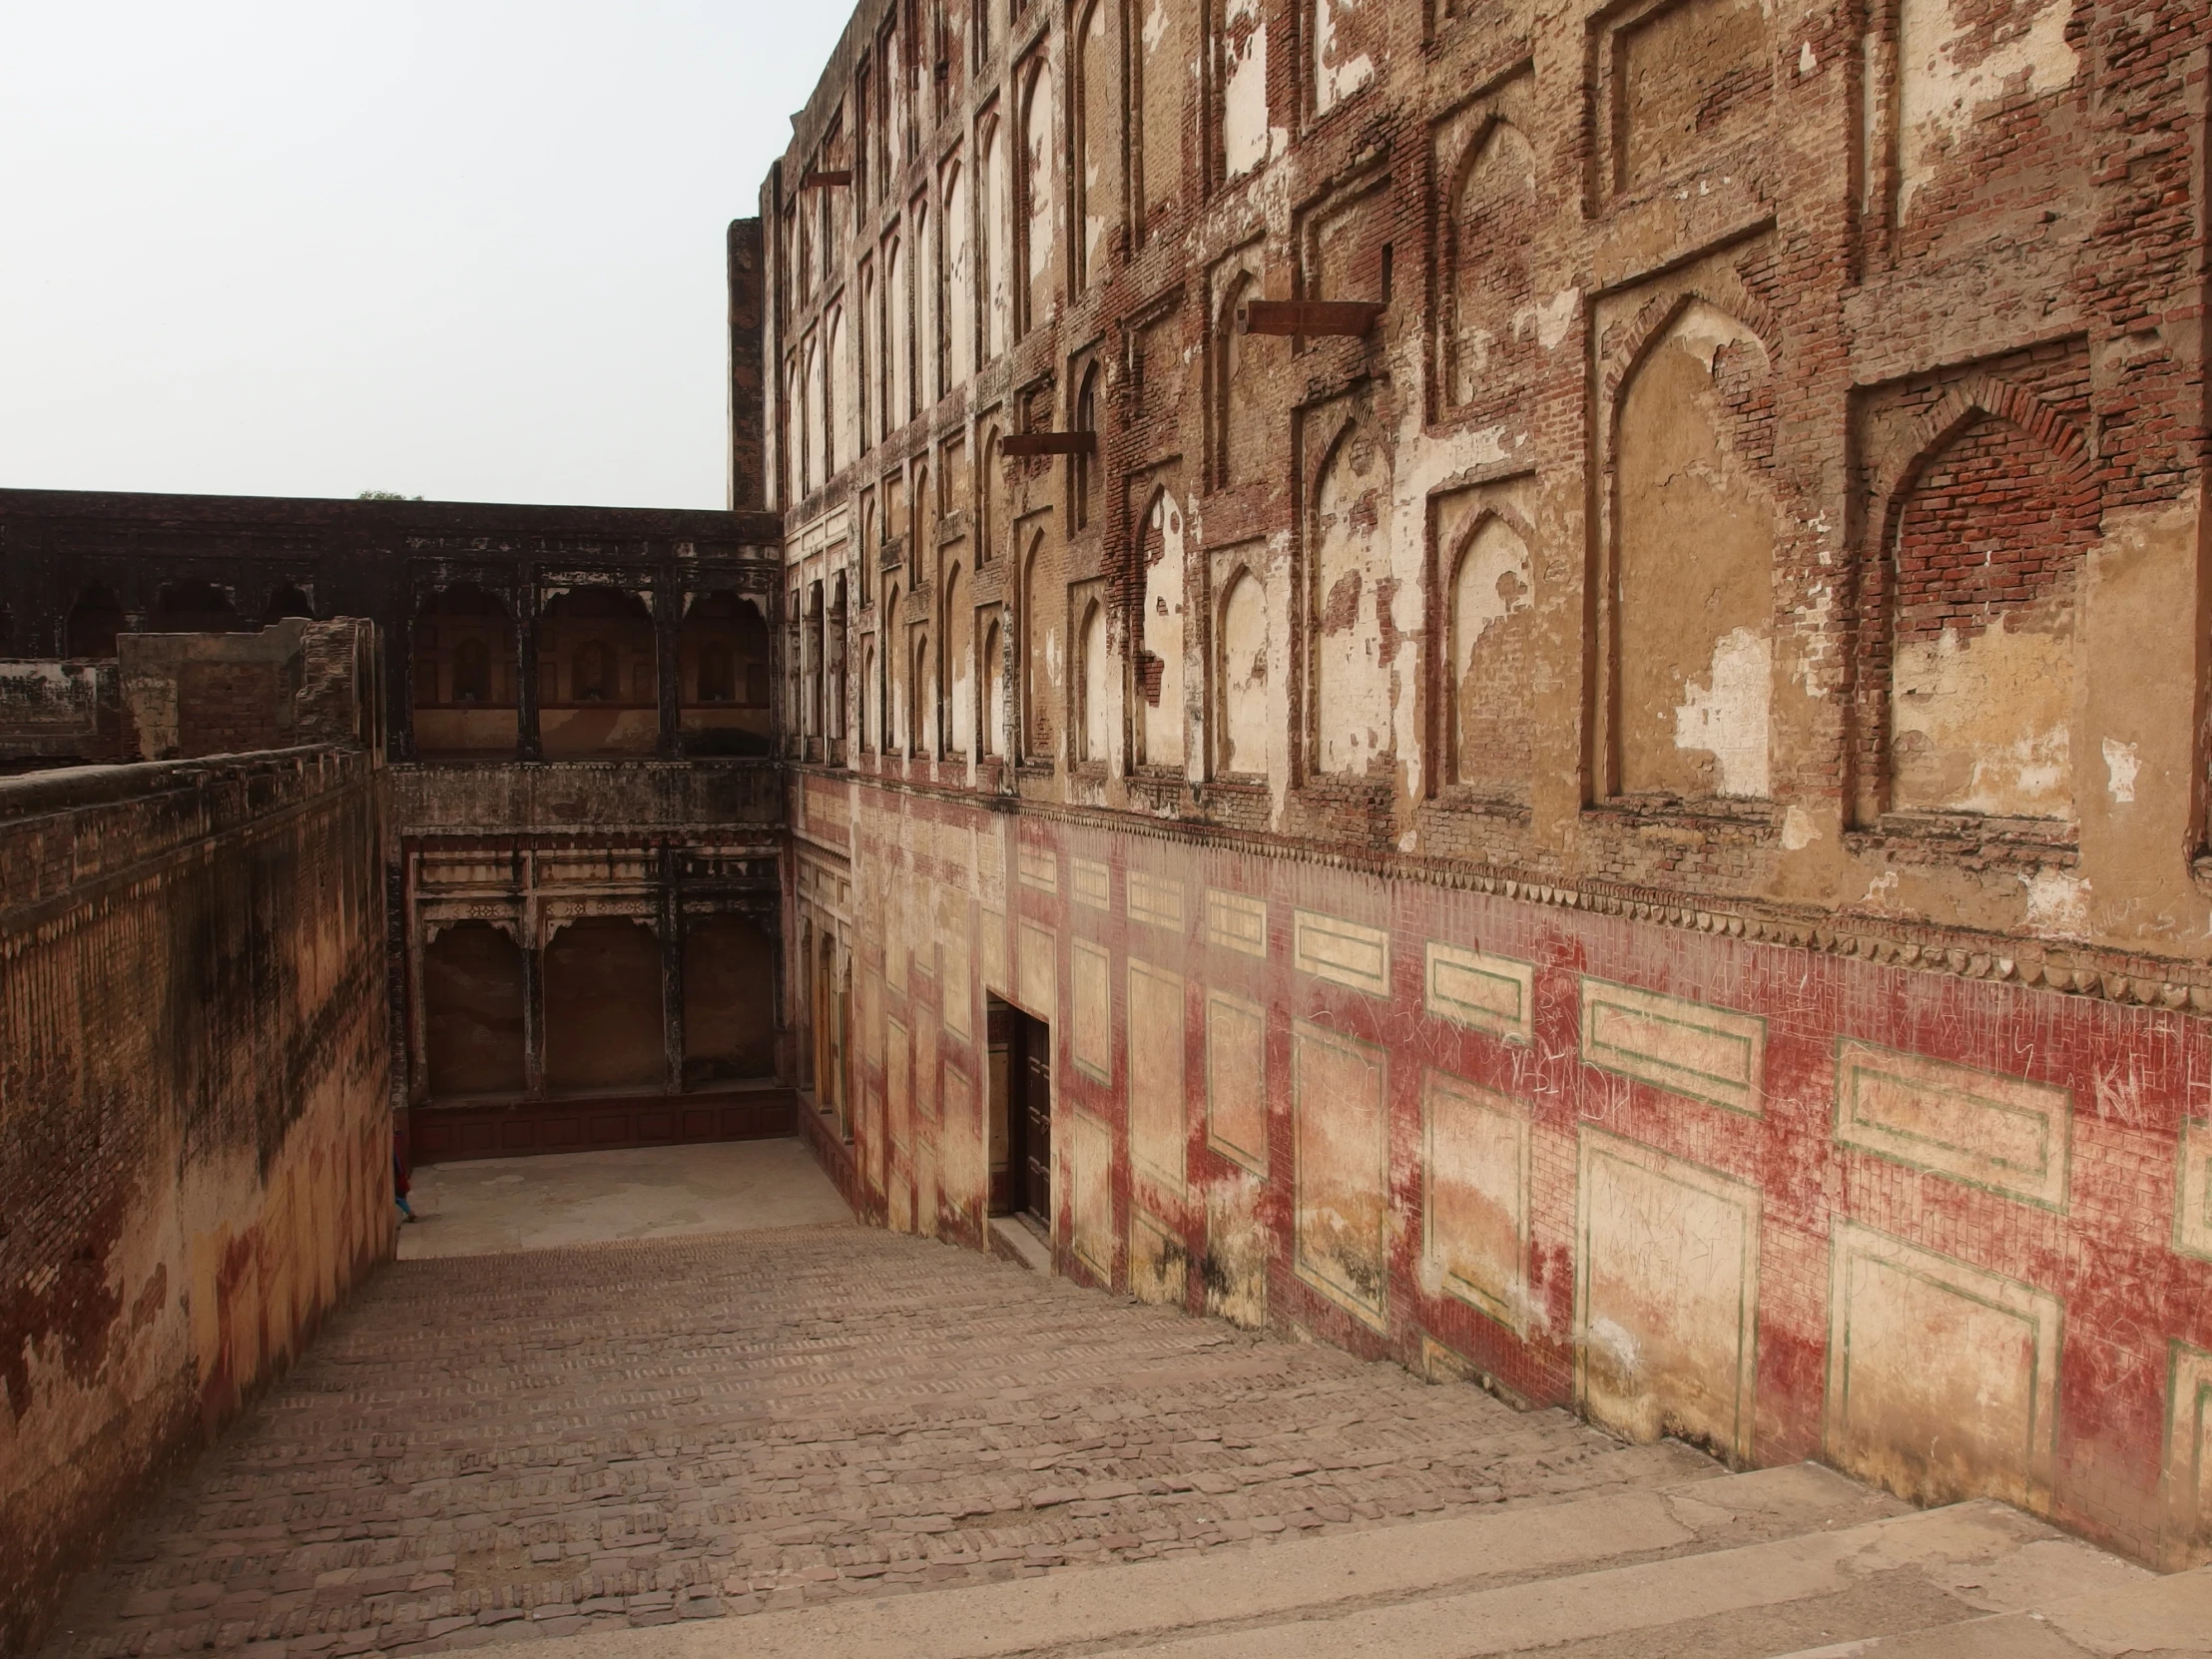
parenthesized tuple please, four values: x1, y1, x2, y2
(765, 0, 2211, 1577)
(0, 749, 392, 1657)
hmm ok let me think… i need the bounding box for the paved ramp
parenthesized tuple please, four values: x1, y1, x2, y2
(37, 1221, 2210, 1658)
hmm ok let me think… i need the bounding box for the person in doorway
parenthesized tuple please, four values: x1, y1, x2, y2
(393, 1145, 415, 1223)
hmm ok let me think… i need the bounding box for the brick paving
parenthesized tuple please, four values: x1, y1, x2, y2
(41, 1222, 1710, 1658)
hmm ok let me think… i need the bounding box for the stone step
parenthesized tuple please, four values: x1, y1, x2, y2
(514, 1462, 1970, 1659)
(1766, 1560, 2212, 1657)
(987, 1214, 1052, 1275)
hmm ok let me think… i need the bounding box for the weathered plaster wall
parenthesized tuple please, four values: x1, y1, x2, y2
(766, 0, 2208, 1572)
(0, 750, 392, 1657)
(810, 776, 2212, 1569)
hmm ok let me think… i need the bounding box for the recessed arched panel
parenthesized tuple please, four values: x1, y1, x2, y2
(1449, 516, 1536, 800)
(1218, 565, 1269, 777)
(1310, 419, 1393, 778)
(1612, 299, 1777, 800)
(1880, 409, 2097, 823)
(540, 587, 657, 760)
(1078, 597, 1110, 765)
(1023, 534, 1056, 757)
(981, 616, 1005, 758)
(1445, 121, 1539, 411)
(413, 584, 518, 759)
(944, 562, 972, 757)
(1020, 59, 1056, 335)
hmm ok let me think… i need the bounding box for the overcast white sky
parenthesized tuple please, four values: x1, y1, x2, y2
(0, 3, 847, 510)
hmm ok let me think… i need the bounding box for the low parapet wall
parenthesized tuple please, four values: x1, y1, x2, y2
(0, 748, 392, 1657)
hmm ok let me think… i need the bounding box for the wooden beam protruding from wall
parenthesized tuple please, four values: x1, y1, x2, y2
(999, 432, 1097, 457)
(1238, 299, 1386, 336)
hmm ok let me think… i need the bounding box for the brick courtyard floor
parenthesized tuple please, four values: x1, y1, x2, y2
(41, 1221, 1709, 1657)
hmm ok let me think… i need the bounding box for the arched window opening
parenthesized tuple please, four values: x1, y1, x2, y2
(541, 586, 656, 758)
(412, 584, 518, 760)
(66, 582, 126, 658)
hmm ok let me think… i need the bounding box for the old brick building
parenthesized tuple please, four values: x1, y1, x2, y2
(762, 0, 2211, 1571)
(0, 490, 796, 1160)
(1, 0, 2207, 1640)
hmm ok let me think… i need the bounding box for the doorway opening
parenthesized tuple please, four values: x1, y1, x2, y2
(988, 996, 1051, 1228)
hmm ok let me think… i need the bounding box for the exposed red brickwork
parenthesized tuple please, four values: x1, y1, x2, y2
(1891, 419, 2097, 644)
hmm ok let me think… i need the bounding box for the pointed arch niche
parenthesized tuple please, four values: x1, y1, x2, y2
(1305, 398, 1395, 780)
(1214, 551, 1270, 779)
(1210, 247, 1275, 490)
(1441, 115, 1539, 415)
(412, 584, 518, 760)
(1601, 287, 1781, 803)
(1441, 503, 1537, 804)
(1021, 525, 1059, 761)
(1851, 372, 2100, 830)
(1132, 483, 1187, 771)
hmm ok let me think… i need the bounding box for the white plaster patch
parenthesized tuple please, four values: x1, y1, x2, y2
(1312, 0, 1374, 115)
(1529, 287, 1579, 350)
(1799, 40, 1817, 75)
(1781, 804, 1821, 850)
(1673, 626, 1772, 798)
(1222, 0, 1270, 177)
(1898, 0, 2078, 221)
(2023, 868, 2090, 936)
(1462, 423, 1511, 466)
(1586, 1315, 1641, 1375)
(2101, 736, 2139, 805)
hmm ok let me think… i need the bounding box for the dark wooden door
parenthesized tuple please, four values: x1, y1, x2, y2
(1018, 1013, 1052, 1222)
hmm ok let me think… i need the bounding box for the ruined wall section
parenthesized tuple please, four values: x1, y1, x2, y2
(0, 750, 391, 1658)
(768, 0, 2207, 975)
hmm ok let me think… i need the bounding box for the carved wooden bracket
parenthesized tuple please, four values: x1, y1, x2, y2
(999, 431, 1097, 456)
(1238, 299, 1386, 336)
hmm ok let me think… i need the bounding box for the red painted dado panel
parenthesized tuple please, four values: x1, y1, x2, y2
(834, 784, 2212, 1567)
(410, 1088, 796, 1163)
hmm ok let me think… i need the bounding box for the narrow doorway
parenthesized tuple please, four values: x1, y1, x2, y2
(988, 997, 1051, 1226)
